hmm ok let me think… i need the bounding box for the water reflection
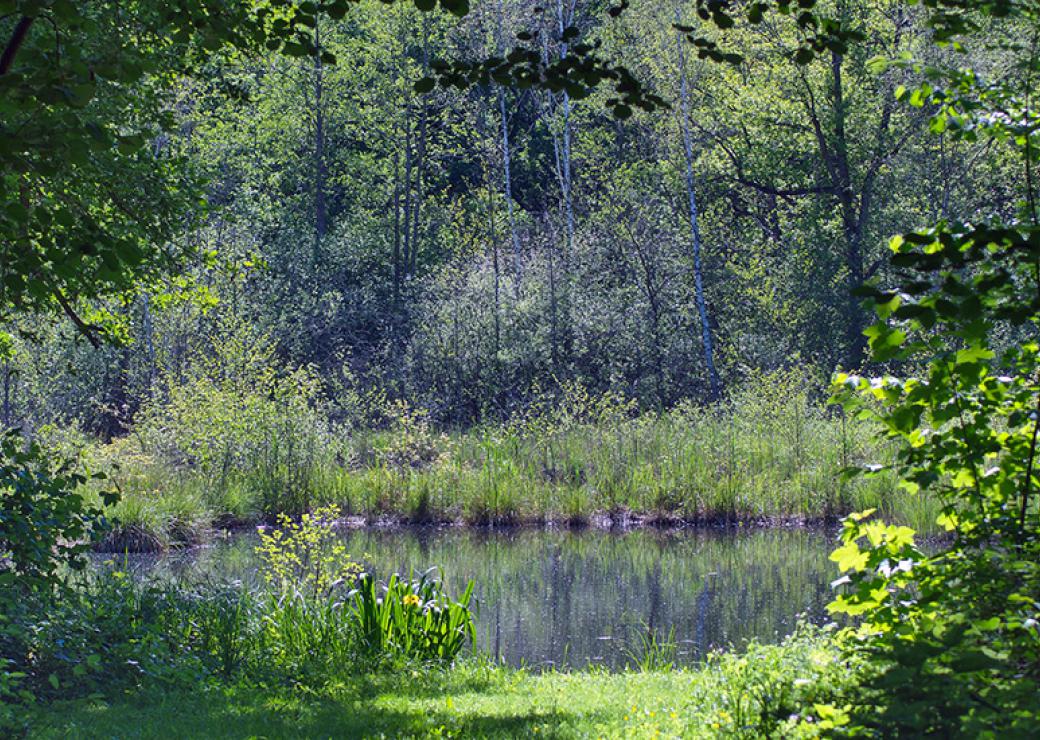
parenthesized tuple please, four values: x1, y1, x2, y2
(105, 526, 838, 669)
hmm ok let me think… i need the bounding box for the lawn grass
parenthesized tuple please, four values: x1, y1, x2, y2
(28, 633, 853, 739)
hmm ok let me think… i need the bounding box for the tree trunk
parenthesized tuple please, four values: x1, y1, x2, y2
(499, 90, 523, 294)
(496, 0, 523, 293)
(312, 20, 327, 265)
(487, 172, 502, 358)
(392, 144, 402, 307)
(829, 50, 867, 367)
(2, 360, 13, 428)
(676, 17, 721, 400)
(550, 0, 577, 364)
(402, 109, 414, 282)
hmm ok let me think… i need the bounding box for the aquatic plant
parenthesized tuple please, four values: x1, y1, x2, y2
(625, 625, 678, 672)
(350, 568, 476, 663)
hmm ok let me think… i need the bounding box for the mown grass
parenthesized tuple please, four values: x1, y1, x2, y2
(28, 629, 857, 739)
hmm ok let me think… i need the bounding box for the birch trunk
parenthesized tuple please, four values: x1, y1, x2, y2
(312, 20, 327, 265)
(675, 17, 721, 400)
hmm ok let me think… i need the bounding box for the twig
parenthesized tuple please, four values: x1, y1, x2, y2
(51, 286, 102, 348)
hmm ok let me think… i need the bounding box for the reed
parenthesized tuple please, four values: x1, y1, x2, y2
(90, 372, 935, 551)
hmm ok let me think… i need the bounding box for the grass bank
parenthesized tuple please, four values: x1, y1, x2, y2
(45, 372, 936, 552)
(28, 631, 856, 739)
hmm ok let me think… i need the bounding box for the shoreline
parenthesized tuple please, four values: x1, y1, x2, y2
(93, 509, 853, 553)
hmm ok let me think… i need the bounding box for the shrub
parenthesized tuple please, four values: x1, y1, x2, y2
(0, 430, 116, 591)
(373, 400, 449, 470)
(134, 316, 331, 516)
(824, 17, 1040, 732)
(255, 504, 361, 599)
(0, 430, 117, 729)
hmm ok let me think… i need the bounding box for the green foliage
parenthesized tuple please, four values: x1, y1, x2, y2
(0, 429, 115, 728)
(4, 0, 1003, 432)
(90, 377, 921, 544)
(0, 0, 648, 348)
(133, 316, 331, 516)
(256, 504, 362, 598)
(0, 0, 304, 339)
(823, 1, 1040, 733)
(625, 625, 678, 672)
(2, 561, 475, 730)
(349, 569, 477, 663)
(0, 430, 115, 592)
(372, 400, 450, 470)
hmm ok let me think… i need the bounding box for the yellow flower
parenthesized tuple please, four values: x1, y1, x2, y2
(403, 593, 422, 607)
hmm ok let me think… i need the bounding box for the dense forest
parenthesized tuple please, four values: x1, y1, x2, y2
(1, 0, 1016, 433)
(2, 0, 1038, 737)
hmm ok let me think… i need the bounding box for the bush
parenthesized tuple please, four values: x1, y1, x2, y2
(0, 429, 118, 730)
(133, 316, 333, 516)
(0, 430, 116, 591)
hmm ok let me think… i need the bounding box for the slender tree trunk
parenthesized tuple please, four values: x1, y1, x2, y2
(312, 20, 327, 266)
(141, 293, 156, 394)
(2, 360, 12, 428)
(488, 180, 501, 358)
(392, 146, 402, 307)
(675, 17, 721, 400)
(548, 0, 577, 364)
(0, 17, 33, 76)
(545, 213, 561, 370)
(499, 90, 523, 294)
(496, 0, 523, 294)
(411, 20, 431, 277)
(402, 111, 414, 281)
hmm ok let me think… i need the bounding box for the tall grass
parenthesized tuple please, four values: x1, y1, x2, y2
(5, 561, 478, 713)
(84, 370, 935, 550)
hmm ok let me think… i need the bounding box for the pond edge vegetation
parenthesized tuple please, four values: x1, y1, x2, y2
(71, 367, 933, 554)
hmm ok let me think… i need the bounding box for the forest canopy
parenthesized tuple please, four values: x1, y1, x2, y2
(2, 0, 1021, 430)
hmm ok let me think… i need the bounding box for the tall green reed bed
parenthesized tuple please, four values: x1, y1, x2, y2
(302, 374, 926, 530)
(67, 370, 934, 551)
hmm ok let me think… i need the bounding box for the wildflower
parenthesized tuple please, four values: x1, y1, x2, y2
(403, 593, 422, 607)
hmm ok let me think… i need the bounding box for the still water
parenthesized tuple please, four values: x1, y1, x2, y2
(115, 526, 838, 669)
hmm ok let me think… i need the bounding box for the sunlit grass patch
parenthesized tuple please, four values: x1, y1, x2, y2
(29, 628, 858, 739)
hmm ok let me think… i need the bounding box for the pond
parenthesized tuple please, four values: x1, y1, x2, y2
(111, 526, 839, 670)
